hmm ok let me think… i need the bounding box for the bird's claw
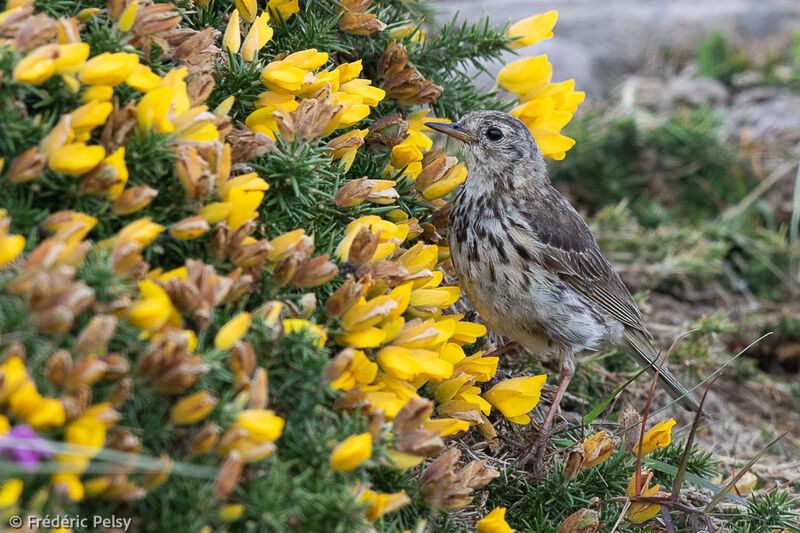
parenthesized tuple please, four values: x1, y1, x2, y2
(519, 422, 568, 473)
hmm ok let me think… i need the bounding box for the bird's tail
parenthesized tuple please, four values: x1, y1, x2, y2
(621, 329, 700, 412)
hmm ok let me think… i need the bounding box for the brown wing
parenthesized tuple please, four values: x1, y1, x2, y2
(525, 186, 651, 337)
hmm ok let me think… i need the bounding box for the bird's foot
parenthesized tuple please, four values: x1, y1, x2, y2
(520, 422, 568, 472)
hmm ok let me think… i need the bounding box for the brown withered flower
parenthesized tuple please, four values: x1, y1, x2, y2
(419, 448, 499, 509)
(383, 66, 443, 106)
(14, 13, 58, 52)
(107, 378, 134, 408)
(247, 368, 269, 409)
(226, 126, 275, 163)
(339, 12, 386, 35)
(333, 178, 373, 208)
(325, 276, 369, 319)
(377, 41, 408, 78)
(292, 254, 338, 288)
(558, 508, 600, 533)
(65, 357, 109, 390)
(100, 102, 138, 153)
(355, 261, 409, 288)
(213, 450, 243, 499)
(8, 146, 47, 184)
(47, 349, 72, 387)
(365, 114, 409, 148)
(327, 128, 365, 158)
(292, 87, 340, 141)
(346, 226, 380, 267)
(188, 422, 221, 456)
(414, 153, 459, 195)
(128, 2, 182, 60)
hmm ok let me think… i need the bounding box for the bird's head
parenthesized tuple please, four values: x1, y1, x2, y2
(425, 111, 545, 181)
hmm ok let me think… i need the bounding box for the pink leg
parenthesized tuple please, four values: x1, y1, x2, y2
(521, 354, 575, 470)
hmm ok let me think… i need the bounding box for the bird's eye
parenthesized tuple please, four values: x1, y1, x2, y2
(485, 127, 503, 141)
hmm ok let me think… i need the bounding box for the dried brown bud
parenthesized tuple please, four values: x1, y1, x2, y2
(325, 277, 365, 319)
(187, 73, 216, 106)
(154, 357, 210, 393)
(107, 429, 141, 454)
(213, 450, 243, 499)
(107, 0, 125, 21)
(396, 429, 444, 457)
(36, 305, 74, 335)
(366, 114, 409, 148)
(378, 41, 407, 78)
(558, 508, 600, 533)
(47, 349, 72, 387)
(75, 314, 118, 355)
(272, 256, 299, 288)
(134, 3, 182, 36)
(384, 67, 443, 106)
(175, 27, 218, 61)
(356, 260, 408, 287)
(415, 155, 457, 194)
(66, 358, 108, 390)
(392, 397, 433, 435)
(231, 240, 272, 268)
(621, 405, 643, 454)
(419, 448, 499, 509)
(102, 477, 146, 501)
(430, 201, 452, 233)
(247, 368, 269, 409)
(334, 177, 373, 208)
(326, 131, 364, 162)
(347, 226, 380, 267)
(230, 341, 257, 379)
(292, 94, 338, 141)
(563, 448, 584, 481)
(292, 254, 338, 288)
(99, 353, 130, 380)
(188, 422, 221, 456)
(324, 348, 354, 382)
(8, 146, 47, 183)
(81, 162, 120, 195)
(15, 14, 58, 53)
(226, 126, 275, 163)
(339, 12, 386, 35)
(107, 378, 133, 407)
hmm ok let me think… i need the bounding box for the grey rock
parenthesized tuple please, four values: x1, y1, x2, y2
(731, 70, 767, 89)
(726, 89, 800, 145)
(667, 76, 730, 109)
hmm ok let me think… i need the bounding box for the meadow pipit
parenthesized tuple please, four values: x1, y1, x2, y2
(427, 111, 699, 469)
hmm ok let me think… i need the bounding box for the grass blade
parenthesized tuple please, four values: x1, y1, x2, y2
(705, 431, 789, 513)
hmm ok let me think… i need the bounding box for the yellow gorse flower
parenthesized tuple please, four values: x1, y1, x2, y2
(627, 469, 663, 523)
(483, 375, 547, 424)
(215, 312, 252, 350)
(634, 418, 676, 456)
(494, 11, 584, 160)
(477, 507, 514, 533)
(508, 11, 558, 49)
(329, 432, 372, 471)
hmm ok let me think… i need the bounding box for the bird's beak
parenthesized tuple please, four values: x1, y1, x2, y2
(425, 121, 476, 143)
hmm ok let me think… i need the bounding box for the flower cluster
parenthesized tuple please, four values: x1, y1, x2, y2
(499, 12, 585, 160)
(245, 49, 385, 141)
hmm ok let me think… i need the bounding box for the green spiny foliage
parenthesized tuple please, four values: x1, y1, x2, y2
(696, 31, 748, 84)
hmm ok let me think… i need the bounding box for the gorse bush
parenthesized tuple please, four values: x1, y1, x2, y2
(0, 1, 797, 532)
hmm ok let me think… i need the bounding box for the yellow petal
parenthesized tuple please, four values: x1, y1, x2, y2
(215, 312, 252, 350)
